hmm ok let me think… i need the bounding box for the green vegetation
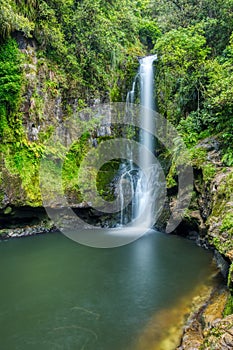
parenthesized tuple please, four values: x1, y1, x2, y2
(0, 1, 232, 338)
(62, 132, 91, 203)
(223, 294, 233, 316)
(0, 0, 159, 204)
(207, 171, 233, 256)
(0, 2, 232, 274)
(0, 0, 35, 39)
(153, 1, 233, 161)
(221, 213, 233, 236)
(151, 1, 233, 306)
(0, 38, 23, 141)
(0, 0, 163, 204)
(96, 160, 121, 201)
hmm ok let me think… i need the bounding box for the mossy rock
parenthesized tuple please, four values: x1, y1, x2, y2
(207, 169, 233, 257)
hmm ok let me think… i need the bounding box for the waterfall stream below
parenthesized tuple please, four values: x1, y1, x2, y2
(119, 55, 159, 229)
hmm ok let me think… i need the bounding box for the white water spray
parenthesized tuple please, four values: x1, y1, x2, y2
(119, 55, 160, 228)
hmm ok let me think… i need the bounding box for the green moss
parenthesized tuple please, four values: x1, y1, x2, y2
(61, 133, 91, 202)
(210, 236, 221, 248)
(166, 162, 177, 189)
(4, 206, 12, 214)
(0, 0, 35, 39)
(190, 147, 207, 166)
(228, 263, 233, 289)
(223, 293, 233, 316)
(220, 213, 233, 235)
(0, 38, 23, 141)
(3, 142, 42, 206)
(202, 163, 216, 182)
(211, 172, 233, 219)
(208, 173, 233, 254)
(0, 191, 4, 206)
(190, 147, 216, 182)
(96, 160, 121, 201)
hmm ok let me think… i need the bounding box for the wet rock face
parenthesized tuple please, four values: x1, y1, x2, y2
(12, 31, 35, 50)
(0, 206, 49, 229)
(0, 205, 104, 239)
(20, 42, 65, 133)
(0, 206, 55, 239)
(206, 169, 233, 255)
(198, 137, 220, 151)
(205, 169, 233, 290)
(171, 137, 233, 282)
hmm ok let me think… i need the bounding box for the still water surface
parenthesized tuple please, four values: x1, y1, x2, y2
(0, 230, 215, 350)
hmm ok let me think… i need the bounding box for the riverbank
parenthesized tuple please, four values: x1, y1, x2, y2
(0, 206, 55, 240)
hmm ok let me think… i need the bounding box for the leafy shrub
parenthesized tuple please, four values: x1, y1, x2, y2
(0, 38, 23, 140)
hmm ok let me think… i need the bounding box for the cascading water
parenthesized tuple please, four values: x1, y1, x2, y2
(119, 54, 161, 229)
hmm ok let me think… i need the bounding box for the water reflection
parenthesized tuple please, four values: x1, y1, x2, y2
(0, 231, 217, 350)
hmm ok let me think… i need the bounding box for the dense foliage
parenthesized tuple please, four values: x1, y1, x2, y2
(153, 0, 233, 165)
(0, 0, 159, 204)
(0, 0, 158, 102)
(0, 39, 23, 141)
(0, 0, 232, 194)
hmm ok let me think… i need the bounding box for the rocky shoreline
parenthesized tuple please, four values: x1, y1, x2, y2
(177, 276, 233, 350)
(0, 223, 56, 240)
(0, 206, 56, 240)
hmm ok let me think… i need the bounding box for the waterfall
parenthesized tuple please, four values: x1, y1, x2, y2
(126, 74, 138, 104)
(139, 55, 157, 160)
(119, 55, 159, 229)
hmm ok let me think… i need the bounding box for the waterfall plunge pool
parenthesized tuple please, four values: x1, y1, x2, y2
(0, 230, 218, 350)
